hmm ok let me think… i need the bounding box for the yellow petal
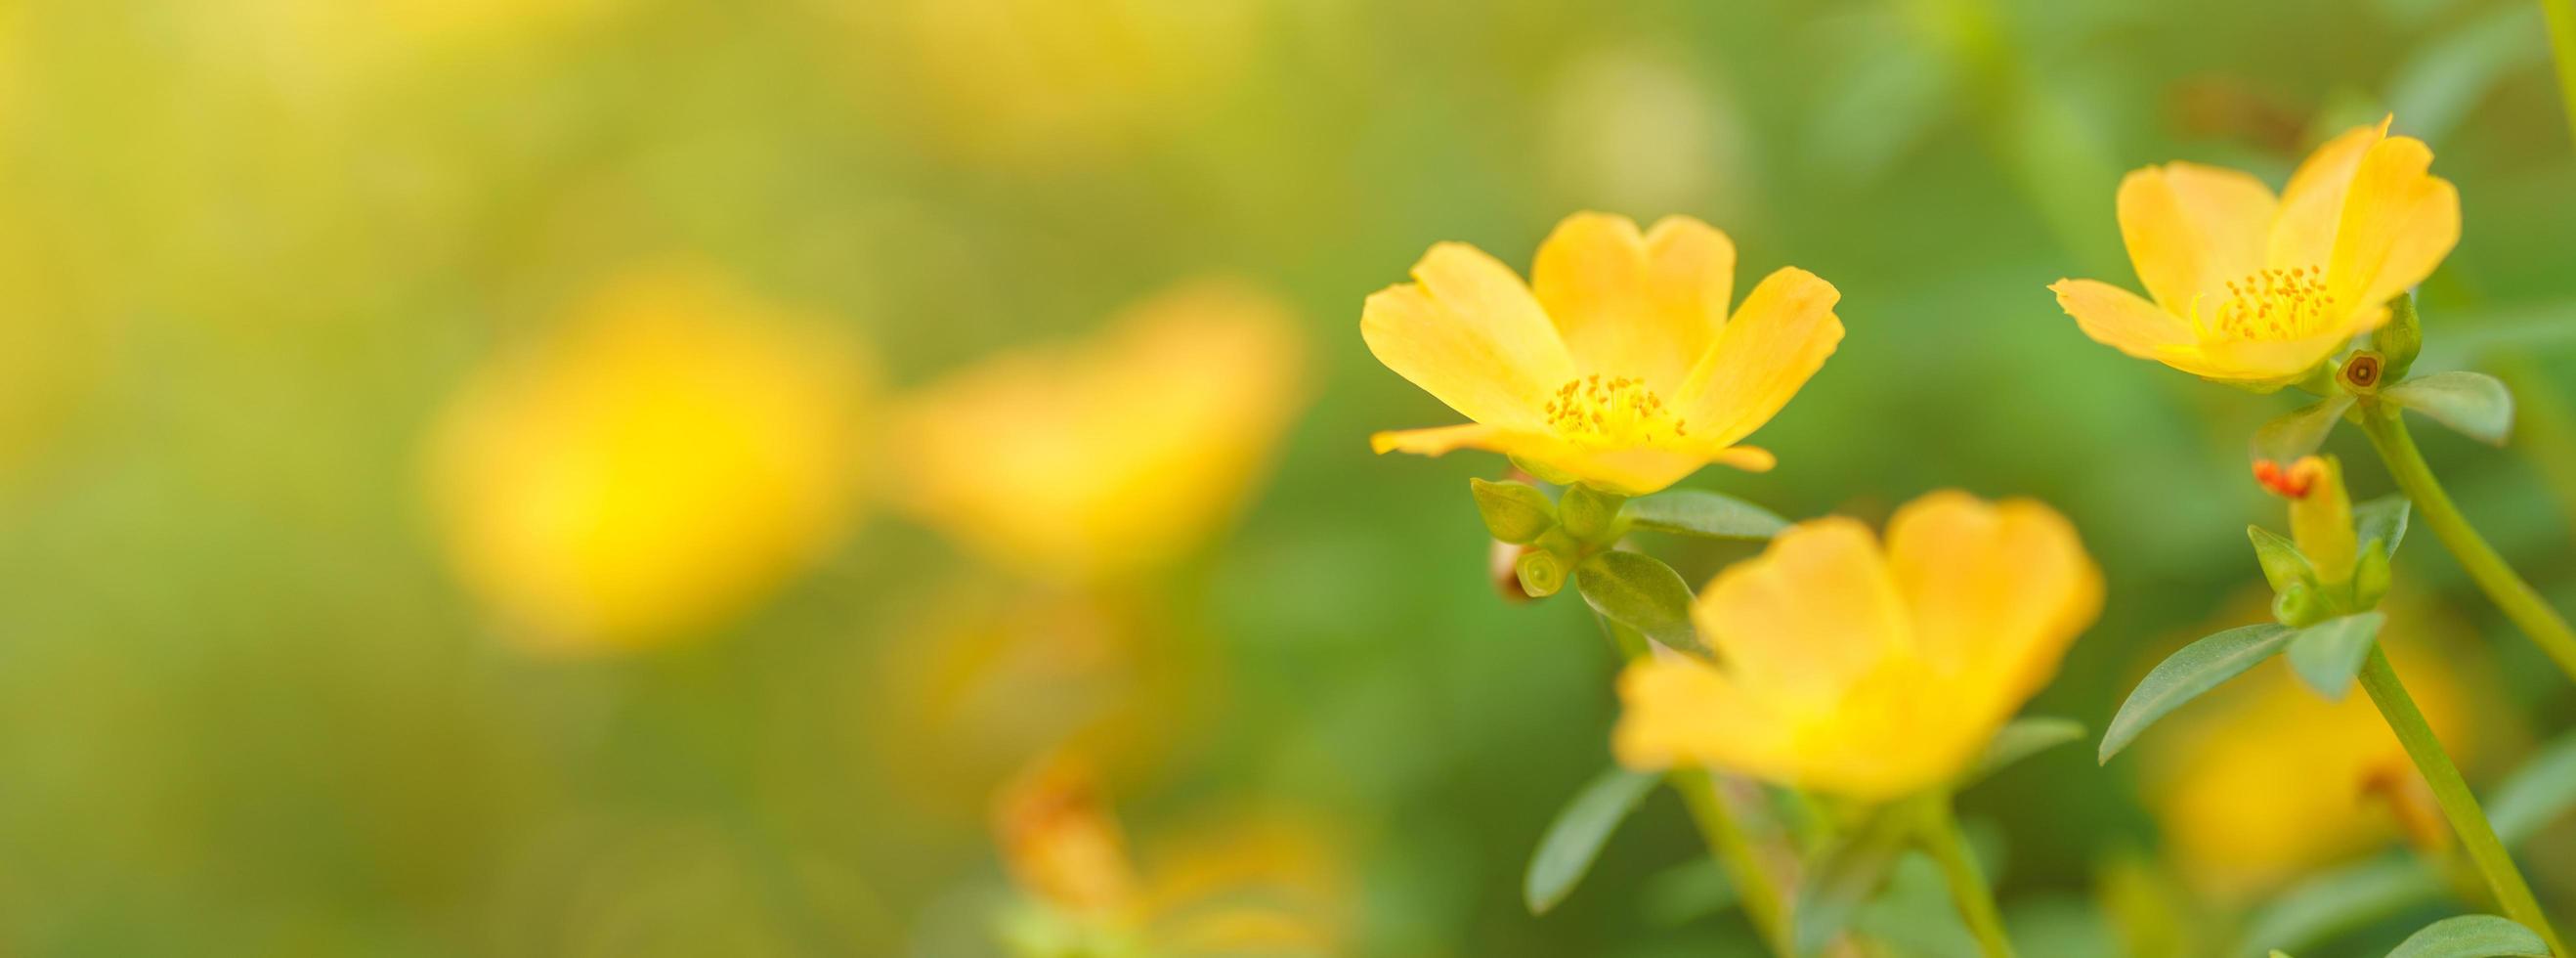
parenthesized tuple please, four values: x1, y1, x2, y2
(1671, 267, 1841, 448)
(1529, 212, 1736, 391)
(2051, 278, 2192, 359)
(2186, 307, 2387, 383)
(2266, 116, 2390, 271)
(1360, 242, 1576, 431)
(1884, 492, 2102, 706)
(2327, 135, 2460, 313)
(1611, 655, 1794, 773)
(1368, 422, 1509, 457)
(1692, 516, 1909, 706)
(2117, 162, 2278, 313)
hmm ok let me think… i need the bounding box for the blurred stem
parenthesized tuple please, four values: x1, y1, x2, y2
(1919, 796, 2015, 958)
(1595, 613, 1791, 957)
(2547, 0, 2576, 148)
(2357, 647, 2568, 956)
(2358, 403, 2576, 684)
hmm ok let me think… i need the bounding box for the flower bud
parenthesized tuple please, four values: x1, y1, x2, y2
(1516, 549, 1567, 598)
(1558, 484, 1627, 544)
(2352, 542, 2392, 609)
(1470, 478, 1557, 544)
(2372, 295, 2423, 383)
(2255, 456, 2356, 586)
(2272, 579, 2326, 628)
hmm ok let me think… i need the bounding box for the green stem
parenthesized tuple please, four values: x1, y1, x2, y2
(1919, 796, 2015, 958)
(2359, 403, 2576, 685)
(2357, 647, 2568, 955)
(2546, 0, 2576, 149)
(1596, 612, 1792, 957)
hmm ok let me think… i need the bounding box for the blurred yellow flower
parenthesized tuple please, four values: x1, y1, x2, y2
(2142, 598, 2480, 900)
(1615, 492, 2102, 801)
(889, 280, 1305, 584)
(993, 755, 1348, 957)
(425, 268, 872, 653)
(2051, 118, 2459, 386)
(1365, 212, 1841, 496)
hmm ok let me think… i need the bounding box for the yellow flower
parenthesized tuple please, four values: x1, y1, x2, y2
(889, 280, 1305, 584)
(1614, 492, 2103, 801)
(2142, 596, 2480, 900)
(425, 267, 872, 653)
(2052, 118, 2459, 387)
(1364, 211, 1841, 496)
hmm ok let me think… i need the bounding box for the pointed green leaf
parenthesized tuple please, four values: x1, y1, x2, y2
(2488, 729, 2576, 845)
(2101, 624, 2293, 763)
(1524, 766, 1660, 915)
(1574, 550, 1699, 652)
(2253, 394, 2357, 463)
(2385, 915, 2551, 958)
(1637, 858, 1737, 927)
(1966, 717, 2085, 785)
(1623, 488, 1789, 541)
(2355, 494, 2411, 558)
(1470, 478, 1556, 544)
(1793, 806, 1913, 953)
(2239, 856, 2443, 955)
(2249, 525, 2319, 593)
(2387, 371, 2513, 446)
(2284, 612, 2384, 701)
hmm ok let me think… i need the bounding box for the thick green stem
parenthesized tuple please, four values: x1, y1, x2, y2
(2547, 0, 2576, 149)
(1919, 797, 2015, 958)
(2357, 647, 2567, 955)
(1595, 612, 1792, 956)
(2359, 404, 2576, 685)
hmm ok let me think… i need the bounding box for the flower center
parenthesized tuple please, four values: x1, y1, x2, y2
(1544, 374, 1689, 448)
(2206, 265, 2338, 341)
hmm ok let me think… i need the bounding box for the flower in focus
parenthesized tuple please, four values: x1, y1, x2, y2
(2141, 596, 2480, 900)
(1364, 212, 1842, 495)
(889, 280, 1306, 585)
(993, 755, 1348, 958)
(425, 267, 872, 653)
(1614, 491, 2102, 800)
(2051, 117, 2459, 387)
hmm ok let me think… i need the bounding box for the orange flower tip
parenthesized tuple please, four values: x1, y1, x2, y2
(2251, 457, 2319, 500)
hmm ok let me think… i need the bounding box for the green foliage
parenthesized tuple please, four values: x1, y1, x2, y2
(2488, 730, 2576, 844)
(1572, 550, 1699, 652)
(2100, 624, 2293, 763)
(2384, 915, 2552, 958)
(2283, 612, 2385, 701)
(1470, 478, 1557, 544)
(2254, 395, 2357, 464)
(1793, 806, 1914, 954)
(2355, 495, 2413, 558)
(1621, 488, 1789, 541)
(1965, 717, 2084, 785)
(2386, 371, 2515, 446)
(2248, 525, 2318, 594)
(1524, 766, 1660, 916)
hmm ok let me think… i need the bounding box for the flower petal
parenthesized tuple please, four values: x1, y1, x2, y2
(1884, 492, 2102, 706)
(1692, 516, 1909, 709)
(1611, 655, 1793, 772)
(2185, 311, 2385, 384)
(1529, 213, 1738, 392)
(1671, 267, 1841, 448)
(2051, 278, 2192, 359)
(2117, 162, 2278, 313)
(1360, 242, 1576, 431)
(2266, 116, 2390, 271)
(1368, 422, 1509, 456)
(2327, 135, 2459, 313)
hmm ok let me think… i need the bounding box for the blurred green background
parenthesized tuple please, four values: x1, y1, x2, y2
(5, 0, 2576, 955)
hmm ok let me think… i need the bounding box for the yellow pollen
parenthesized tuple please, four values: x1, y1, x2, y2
(1542, 374, 1688, 448)
(2207, 265, 2338, 341)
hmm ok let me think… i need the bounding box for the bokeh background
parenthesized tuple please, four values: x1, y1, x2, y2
(6, 0, 2576, 955)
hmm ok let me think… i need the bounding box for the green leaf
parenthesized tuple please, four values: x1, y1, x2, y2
(2385, 915, 2552, 958)
(2253, 394, 2357, 463)
(2100, 624, 2293, 763)
(2354, 495, 2412, 558)
(2239, 856, 2444, 955)
(1524, 766, 1660, 915)
(1623, 488, 1789, 541)
(2284, 612, 2384, 702)
(1793, 807, 1913, 954)
(2249, 525, 2319, 593)
(1470, 478, 1556, 544)
(2387, 371, 2513, 446)
(1636, 858, 1737, 927)
(1574, 550, 1699, 652)
(2488, 729, 2576, 845)
(1966, 717, 2085, 785)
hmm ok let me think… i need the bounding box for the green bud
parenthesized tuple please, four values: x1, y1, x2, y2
(1469, 478, 1556, 544)
(2353, 540, 2392, 609)
(1516, 549, 1567, 598)
(1559, 484, 1627, 544)
(2373, 294, 2423, 382)
(2273, 579, 2326, 628)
